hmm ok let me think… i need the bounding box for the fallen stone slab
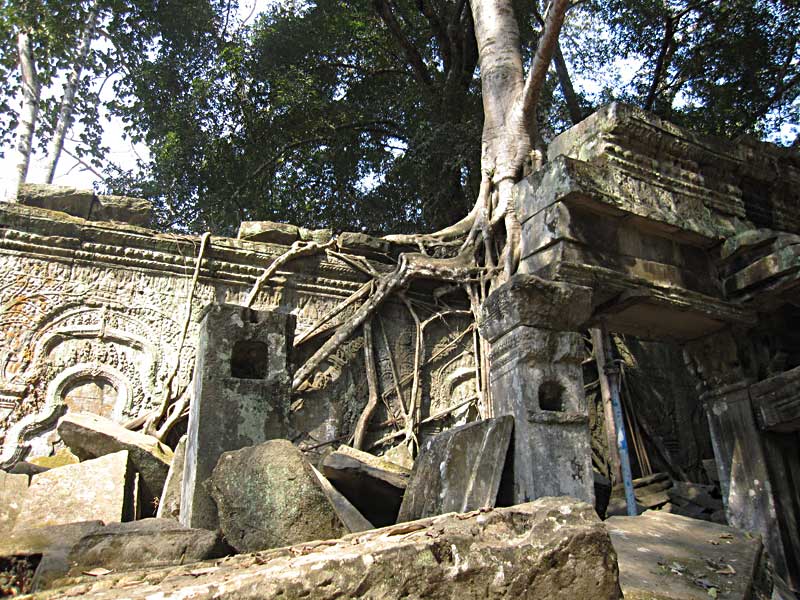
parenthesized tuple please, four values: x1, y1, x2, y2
(397, 415, 513, 522)
(321, 445, 410, 526)
(208, 440, 347, 552)
(0, 470, 28, 535)
(0, 520, 105, 593)
(606, 510, 762, 600)
(37, 519, 229, 590)
(310, 465, 374, 533)
(237, 220, 299, 244)
(58, 413, 173, 517)
(34, 498, 621, 600)
(156, 436, 187, 520)
(12, 451, 135, 530)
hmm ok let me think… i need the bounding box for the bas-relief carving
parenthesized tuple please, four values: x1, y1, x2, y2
(0, 253, 207, 464)
(290, 305, 477, 459)
(0, 234, 478, 465)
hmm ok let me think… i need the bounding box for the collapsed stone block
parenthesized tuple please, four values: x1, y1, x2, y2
(41, 519, 229, 590)
(480, 274, 594, 505)
(321, 445, 410, 527)
(58, 413, 173, 517)
(310, 465, 374, 533)
(606, 510, 762, 600)
(0, 520, 105, 593)
(0, 471, 28, 536)
(208, 440, 347, 552)
(397, 415, 513, 523)
(156, 435, 187, 520)
(237, 220, 300, 244)
(17, 183, 153, 226)
(13, 451, 135, 530)
(181, 304, 295, 531)
(38, 498, 622, 600)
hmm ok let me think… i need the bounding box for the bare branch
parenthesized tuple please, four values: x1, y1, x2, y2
(521, 0, 570, 124)
(644, 14, 674, 112)
(373, 0, 432, 86)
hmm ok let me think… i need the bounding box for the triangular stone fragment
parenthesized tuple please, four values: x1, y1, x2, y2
(57, 413, 173, 517)
(321, 445, 410, 526)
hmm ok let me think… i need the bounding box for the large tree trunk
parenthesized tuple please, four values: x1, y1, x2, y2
(10, 30, 41, 200)
(466, 0, 568, 280)
(44, 2, 100, 184)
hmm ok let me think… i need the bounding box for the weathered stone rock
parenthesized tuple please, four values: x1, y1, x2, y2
(321, 445, 410, 526)
(33, 498, 621, 600)
(13, 451, 135, 530)
(0, 471, 28, 535)
(16, 184, 152, 226)
(310, 465, 374, 533)
(237, 220, 300, 244)
(397, 416, 513, 523)
(42, 519, 229, 588)
(208, 440, 347, 552)
(92, 194, 153, 226)
(181, 305, 295, 531)
(0, 520, 105, 592)
(57, 413, 173, 517)
(17, 184, 94, 216)
(156, 435, 187, 520)
(606, 510, 762, 600)
(27, 448, 80, 469)
(299, 226, 333, 243)
(337, 231, 391, 258)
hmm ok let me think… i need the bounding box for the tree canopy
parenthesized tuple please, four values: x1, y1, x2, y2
(5, 0, 798, 234)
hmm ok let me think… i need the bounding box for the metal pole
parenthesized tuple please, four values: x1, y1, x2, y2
(601, 325, 637, 516)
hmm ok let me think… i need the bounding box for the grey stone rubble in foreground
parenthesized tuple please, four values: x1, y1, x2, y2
(34, 498, 622, 600)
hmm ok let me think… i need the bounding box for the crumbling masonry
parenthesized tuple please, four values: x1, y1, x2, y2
(1, 103, 798, 594)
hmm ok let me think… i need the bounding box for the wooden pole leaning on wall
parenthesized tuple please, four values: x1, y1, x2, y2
(591, 327, 622, 483)
(593, 324, 637, 516)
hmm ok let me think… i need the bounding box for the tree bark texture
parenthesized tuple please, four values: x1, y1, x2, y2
(44, 2, 101, 184)
(11, 30, 41, 199)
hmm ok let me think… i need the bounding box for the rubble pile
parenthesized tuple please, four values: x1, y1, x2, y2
(0, 407, 767, 599)
(606, 472, 726, 524)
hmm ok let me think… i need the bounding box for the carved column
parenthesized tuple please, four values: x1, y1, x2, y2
(480, 274, 594, 505)
(181, 304, 295, 530)
(685, 329, 797, 594)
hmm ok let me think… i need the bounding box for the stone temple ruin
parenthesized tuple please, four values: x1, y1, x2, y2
(0, 103, 797, 598)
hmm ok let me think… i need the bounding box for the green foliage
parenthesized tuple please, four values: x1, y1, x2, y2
(8, 0, 793, 234)
(568, 0, 800, 139)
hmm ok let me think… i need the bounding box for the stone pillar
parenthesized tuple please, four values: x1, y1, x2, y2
(685, 330, 797, 594)
(181, 304, 295, 530)
(480, 274, 594, 505)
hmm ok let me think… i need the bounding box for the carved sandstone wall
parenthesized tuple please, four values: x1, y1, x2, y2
(0, 202, 476, 466)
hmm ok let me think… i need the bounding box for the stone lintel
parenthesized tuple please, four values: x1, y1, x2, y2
(750, 365, 800, 432)
(479, 274, 592, 343)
